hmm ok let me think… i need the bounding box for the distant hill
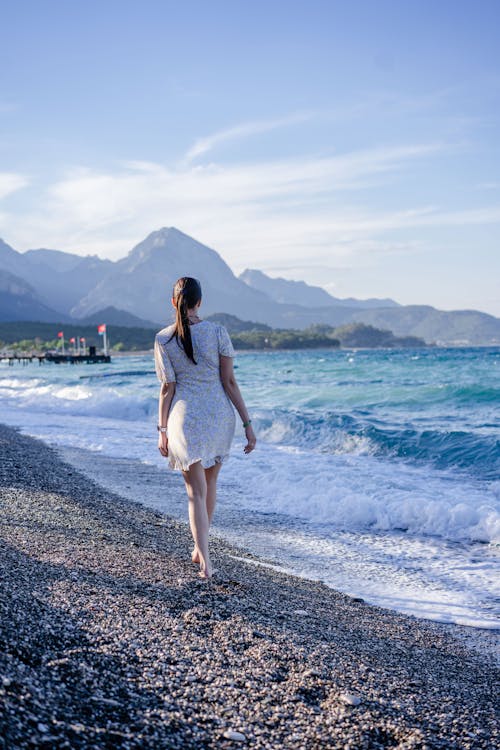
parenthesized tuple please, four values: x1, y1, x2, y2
(80, 306, 158, 329)
(0, 269, 72, 322)
(24, 247, 92, 273)
(0, 238, 113, 316)
(349, 305, 500, 347)
(206, 313, 272, 332)
(240, 268, 399, 309)
(1, 229, 499, 345)
(239, 268, 338, 307)
(327, 323, 427, 348)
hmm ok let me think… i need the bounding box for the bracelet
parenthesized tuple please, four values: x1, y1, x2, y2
(242, 419, 252, 428)
(157, 425, 168, 434)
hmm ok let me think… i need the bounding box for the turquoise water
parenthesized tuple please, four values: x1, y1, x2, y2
(1, 346, 499, 627)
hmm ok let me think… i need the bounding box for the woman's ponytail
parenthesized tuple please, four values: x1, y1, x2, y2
(169, 277, 202, 364)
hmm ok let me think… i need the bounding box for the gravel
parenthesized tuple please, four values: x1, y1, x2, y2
(0, 423, 498, 749)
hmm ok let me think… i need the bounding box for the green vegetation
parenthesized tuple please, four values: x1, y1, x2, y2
(312, 323, 428, 348)
(205, 313, 271, 333)
(228, 323, 426, 350)
(230, 329, 340, 350)
(0, 318, 428, 354)
(0, 322, 155, 352)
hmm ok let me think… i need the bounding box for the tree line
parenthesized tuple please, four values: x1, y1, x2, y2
(0, 318, 427, 353)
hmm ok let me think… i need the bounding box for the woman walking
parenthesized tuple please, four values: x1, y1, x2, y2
(154, 277, 256, 578)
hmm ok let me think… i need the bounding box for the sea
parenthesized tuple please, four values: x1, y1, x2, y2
(1, 346, 499, 629)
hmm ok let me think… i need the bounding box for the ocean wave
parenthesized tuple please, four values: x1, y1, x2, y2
(431, 384, 500, 405)
(254, 409, 500, 480)
(0, 378, 156, 420)
(228, 440, 500, 545)
(2, 371, 497, 478)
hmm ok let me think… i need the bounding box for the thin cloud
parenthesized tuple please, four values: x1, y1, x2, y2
(3, 141, 496, 273)
(0, 172, 29, 200)
(184, 112, 315, 162)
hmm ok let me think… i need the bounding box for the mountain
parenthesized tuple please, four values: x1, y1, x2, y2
(80, 306, 158, 328)
(349, 305, 500, 347)
(71, 228, 278, 324)
(1, 229, 499, 345)
(0, 239, 113, 315)
(0, 269, 72, 322)
(0, 239, 30, 278)
(24, 247, 90, 273)
(239, 268, 338, 307)
(206, 313, 272, 332)
(240, 268, 399, 309)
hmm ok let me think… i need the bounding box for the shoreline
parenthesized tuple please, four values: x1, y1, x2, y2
(0, 423, 498, 748)
(57, 442, 500, 633)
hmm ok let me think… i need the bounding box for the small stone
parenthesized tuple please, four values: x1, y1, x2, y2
(69, 723, 86, 733)
(303, 668, 321, 677)
(90, 696, 121, 706)
(340, 692, 361, 706)
(37, 723, 49, 733)
(223, 729, 247, 742)
(293, 609, 309, 616)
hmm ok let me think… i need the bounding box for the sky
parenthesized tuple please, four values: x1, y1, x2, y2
(1, 0, 499, 315)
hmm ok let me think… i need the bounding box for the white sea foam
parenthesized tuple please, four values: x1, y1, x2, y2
(1, 351, 499, 629)
(226, 438, 500, 545)
(58, 444, 500, 630)
(1, 369, 498, 544)
(0, 378, 156, 420)
(259, 416, 376, 455)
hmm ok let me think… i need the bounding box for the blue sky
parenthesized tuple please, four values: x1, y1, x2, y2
(1, 0, 499, 314)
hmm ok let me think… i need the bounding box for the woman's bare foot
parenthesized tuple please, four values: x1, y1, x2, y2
(191, 547, 200, 564)
(199, 566, 215, 579)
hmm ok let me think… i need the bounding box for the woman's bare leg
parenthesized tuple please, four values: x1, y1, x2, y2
(182, 462, 212, 578)
(191, 462, 222, 565)
(205, 462, 222, 523)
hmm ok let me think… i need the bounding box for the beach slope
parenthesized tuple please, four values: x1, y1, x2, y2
(0, 424, 497, 749)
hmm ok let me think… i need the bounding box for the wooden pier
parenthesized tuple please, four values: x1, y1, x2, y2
(1, 353, 111, 366)
(44, 353, 111, 364)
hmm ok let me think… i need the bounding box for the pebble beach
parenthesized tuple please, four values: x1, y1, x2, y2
(0, 423, 498, 749)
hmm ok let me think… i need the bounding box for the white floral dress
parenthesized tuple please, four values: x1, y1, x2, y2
(154, 321, 236, 471)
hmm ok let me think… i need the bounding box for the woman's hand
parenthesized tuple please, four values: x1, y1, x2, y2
(244, 424, 256, 454)
(158, 432, 168, 457)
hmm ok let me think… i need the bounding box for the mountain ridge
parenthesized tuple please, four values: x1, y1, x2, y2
(0, 268, 73, 322)
(239, 268, 400, 309)
(0, 229, 498, 345)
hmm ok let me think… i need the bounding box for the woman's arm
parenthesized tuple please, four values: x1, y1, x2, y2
(157, 381, 176, 457)
(220, 356, 256, 454)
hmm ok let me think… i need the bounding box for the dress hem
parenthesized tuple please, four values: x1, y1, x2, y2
(168, 454, 229, 472)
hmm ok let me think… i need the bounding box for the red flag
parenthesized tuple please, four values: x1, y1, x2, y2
(57, 331, 64, 338)
(69, 337, 75, 344)
(97, 324, 106, 334)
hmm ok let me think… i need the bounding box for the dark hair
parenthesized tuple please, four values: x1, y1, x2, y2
(168, 277, 202, 364)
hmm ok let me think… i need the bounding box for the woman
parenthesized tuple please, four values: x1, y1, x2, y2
(154, 276, 256, 579)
